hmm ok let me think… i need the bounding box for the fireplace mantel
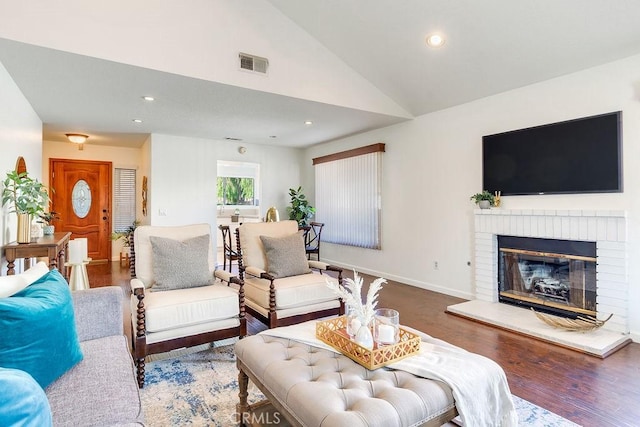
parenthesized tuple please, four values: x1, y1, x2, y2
(472, 209, 628, 334)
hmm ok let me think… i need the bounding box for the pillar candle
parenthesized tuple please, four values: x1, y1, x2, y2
(68, 240, 84, 264)
(75, 238, 88, 261)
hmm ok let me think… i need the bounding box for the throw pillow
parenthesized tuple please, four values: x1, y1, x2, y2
(0, 261, 49, 298)
(0, 269, 84, 389)
(0, 368, 52, 426)
(260, 231, 311, 278)
(149, 234, 212, 291)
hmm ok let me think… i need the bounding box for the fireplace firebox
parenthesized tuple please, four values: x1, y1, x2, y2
(498, 236, 596, 318)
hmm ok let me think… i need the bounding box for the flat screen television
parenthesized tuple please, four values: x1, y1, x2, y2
(482, 111, 622, 195)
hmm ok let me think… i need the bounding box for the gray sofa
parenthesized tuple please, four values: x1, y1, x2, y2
(44, 286, 144, 426)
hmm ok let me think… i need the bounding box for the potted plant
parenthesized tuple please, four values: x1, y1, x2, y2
(110, 220, 141, 250)
(2, 170, 49, 243)
(470, 190, 495, 209)
(38, 211, 60, 235)
(287, 186, 315, 227)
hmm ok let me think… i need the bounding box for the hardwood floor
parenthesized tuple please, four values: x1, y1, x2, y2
(88, 262, 640, 427)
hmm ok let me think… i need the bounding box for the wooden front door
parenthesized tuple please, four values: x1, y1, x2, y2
(50, 159, 112, 262)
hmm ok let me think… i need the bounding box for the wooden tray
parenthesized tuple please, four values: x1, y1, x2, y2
(316, 316, 420, 370)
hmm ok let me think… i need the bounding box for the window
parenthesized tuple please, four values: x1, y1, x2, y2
(113, 168, 136, 232)
(314, 143, 384, 249)
(216, 161, 260, 207)
(217, 177, 255, 205)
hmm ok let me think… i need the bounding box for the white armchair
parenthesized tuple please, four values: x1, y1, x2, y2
(129, 224, 245, 387)
(235, 220, 343, 328)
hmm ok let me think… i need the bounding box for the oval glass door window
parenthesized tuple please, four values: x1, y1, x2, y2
(72, 179, 92, 218)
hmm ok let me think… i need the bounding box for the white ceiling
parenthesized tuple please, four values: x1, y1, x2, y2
(1, 0, 640, 149)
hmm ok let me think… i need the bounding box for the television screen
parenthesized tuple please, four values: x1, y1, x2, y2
(482, 112, 622, 195)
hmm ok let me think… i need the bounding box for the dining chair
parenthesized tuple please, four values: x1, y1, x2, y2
(304, 221, 324, 261)
(219, 225, 239, 272)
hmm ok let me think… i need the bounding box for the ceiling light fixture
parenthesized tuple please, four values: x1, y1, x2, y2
(426, 33, 445, 48)
(304, 120, 313, 125)
(132, 119, 143, 123)
(142, 96, 155, 101)
(66, 133, 88, 150)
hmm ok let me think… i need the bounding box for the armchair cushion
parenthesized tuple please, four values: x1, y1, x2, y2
(260, 231, 311, 278)
(244, 272, 339, 310)
(239, 220, 299, 271)
(0, 269, 83, 389)
(133, 224, 216, 289)
(149, 234, 212, 291)
(136, 284, 240, 334)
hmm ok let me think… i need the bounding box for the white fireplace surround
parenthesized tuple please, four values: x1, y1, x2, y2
(473, 209, 628, 334)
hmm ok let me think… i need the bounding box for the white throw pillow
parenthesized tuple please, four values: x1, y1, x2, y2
(0, 262, 50, 298)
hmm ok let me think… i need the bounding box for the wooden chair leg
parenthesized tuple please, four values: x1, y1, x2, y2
(135, 358, 145, 388)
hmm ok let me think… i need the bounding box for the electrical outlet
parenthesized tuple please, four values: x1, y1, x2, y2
(434, 261, 439, 270)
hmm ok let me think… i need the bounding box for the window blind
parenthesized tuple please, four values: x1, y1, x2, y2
(113, 168, 136, 232)
(314, 144, 383, 249)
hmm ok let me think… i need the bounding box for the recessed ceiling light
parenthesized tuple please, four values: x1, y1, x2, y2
(132, 119, 143, 123)
(304, 121, 313, 125)
(142, 96, 155, 101)
(426, 33, 445, 48)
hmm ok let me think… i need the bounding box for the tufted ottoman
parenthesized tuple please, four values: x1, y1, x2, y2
(235, 334, 458, 427)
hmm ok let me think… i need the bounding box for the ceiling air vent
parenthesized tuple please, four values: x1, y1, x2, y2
(239, 53, 268, 74)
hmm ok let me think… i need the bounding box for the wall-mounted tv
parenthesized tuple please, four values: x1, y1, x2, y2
(482, 111, 622, 196)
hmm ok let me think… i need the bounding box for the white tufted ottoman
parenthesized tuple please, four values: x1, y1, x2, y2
(235, 334, 458, 427)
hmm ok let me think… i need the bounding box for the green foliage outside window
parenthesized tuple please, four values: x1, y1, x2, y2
(217, 177, 255, 205)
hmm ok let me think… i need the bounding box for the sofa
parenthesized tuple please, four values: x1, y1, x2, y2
(0, 264, 144, 426)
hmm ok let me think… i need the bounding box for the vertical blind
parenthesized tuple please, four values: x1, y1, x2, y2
(113, 168, 136, 232)
(314, 145, 383, 249)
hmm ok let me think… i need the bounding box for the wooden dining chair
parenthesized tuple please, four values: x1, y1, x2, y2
(219, 225, 239, 272)
(304, 222, 324, 261)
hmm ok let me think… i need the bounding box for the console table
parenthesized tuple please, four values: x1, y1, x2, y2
(3, 232, 71, 276)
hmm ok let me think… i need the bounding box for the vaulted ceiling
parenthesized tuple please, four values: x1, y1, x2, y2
(1, 0, 639, 148)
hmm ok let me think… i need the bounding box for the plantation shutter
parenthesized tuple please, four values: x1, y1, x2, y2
(113, 168, 136, 232)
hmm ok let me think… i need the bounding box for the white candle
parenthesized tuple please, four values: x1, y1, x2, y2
(68, 240, 84, 264)
(349, 318, 362, 337)
(76, 238, 88, 261)
(377, 324, 396, 344)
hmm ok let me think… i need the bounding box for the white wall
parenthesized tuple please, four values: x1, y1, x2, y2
(42, 139, 145, 260)
(305, 53, 640, 341)
(0, 61, 42, 272)
(149, 134, 303, 249)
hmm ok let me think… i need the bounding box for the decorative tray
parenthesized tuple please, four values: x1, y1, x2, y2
(315, 316, 421, 370)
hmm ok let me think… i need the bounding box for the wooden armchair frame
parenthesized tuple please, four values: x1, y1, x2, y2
(129, 230, 246, 388)
(235, 225, 343, 329)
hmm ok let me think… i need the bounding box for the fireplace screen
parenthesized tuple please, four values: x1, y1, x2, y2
(498, 236, 596, 318)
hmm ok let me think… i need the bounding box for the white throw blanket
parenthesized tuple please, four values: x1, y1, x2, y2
(259, 321, 518, 427)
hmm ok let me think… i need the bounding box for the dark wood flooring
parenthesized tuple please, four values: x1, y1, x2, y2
(87, 262, 640, 427)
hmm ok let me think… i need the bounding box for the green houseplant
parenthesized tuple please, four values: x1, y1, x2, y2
(2, 170, 50, 243)
(110, 220, 141, 248)
(287, 186, 315, 227)
(470, 190, 495, 209)
(38, 211, 60, 235)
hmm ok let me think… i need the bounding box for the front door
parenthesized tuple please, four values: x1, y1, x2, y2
(50, 159, 112, 262)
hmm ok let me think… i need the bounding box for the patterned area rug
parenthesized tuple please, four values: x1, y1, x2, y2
(140, 344, 580, 427)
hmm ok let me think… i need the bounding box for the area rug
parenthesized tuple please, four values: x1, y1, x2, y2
(139, 344, 580, 426)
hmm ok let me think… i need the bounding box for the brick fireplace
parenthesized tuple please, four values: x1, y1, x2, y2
(447, 208, 631, 356)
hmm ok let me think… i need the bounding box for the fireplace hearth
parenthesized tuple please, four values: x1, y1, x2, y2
(498, 236, 596, 318)
(470, 209, 629, 335)
(447, 209, 631, 357)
